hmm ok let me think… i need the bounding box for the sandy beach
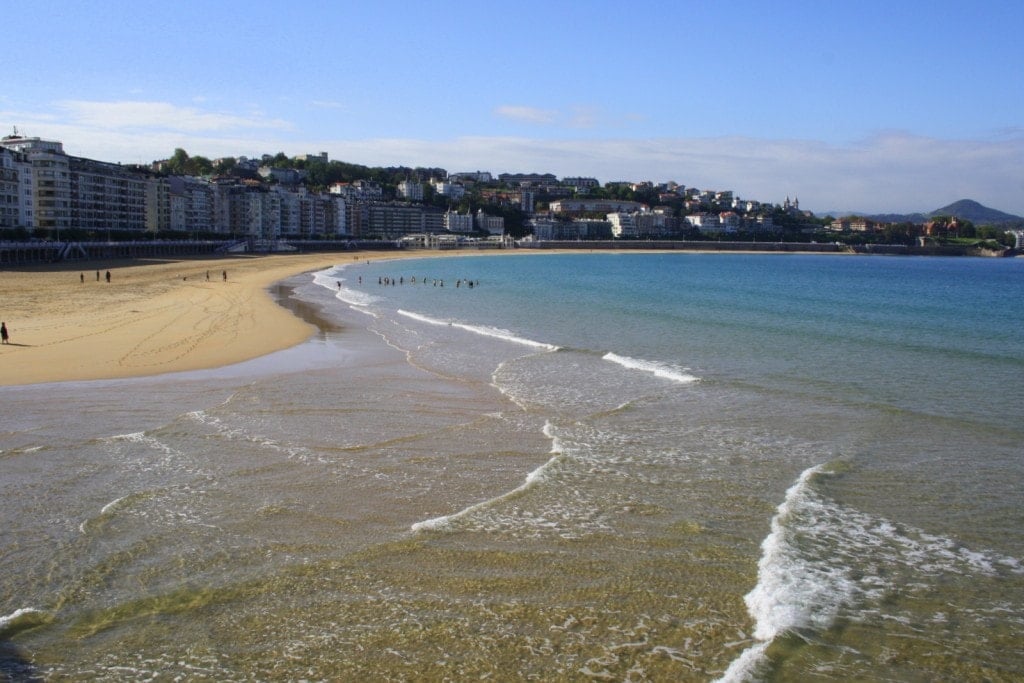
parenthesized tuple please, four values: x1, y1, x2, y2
(0, 250, 453, 387)
(0, 246, 861, 387)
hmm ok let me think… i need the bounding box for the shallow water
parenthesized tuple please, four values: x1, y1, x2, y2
(2, 253, 1022, 681)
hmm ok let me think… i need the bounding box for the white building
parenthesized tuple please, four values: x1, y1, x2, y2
(685, 213, 721, 233)
(432, 179, 466, 200)
(0, 135, 71, 231)
(718, 211, 741, 233)
(475, 209, 504, 235)
(450, 171, 492, 183)
(2, 134, 152, 235)
(607, 212, 637, 238)
(329, 180, 383, 201)
(397, 180, 424, 201)
(444, 210, 474, 232)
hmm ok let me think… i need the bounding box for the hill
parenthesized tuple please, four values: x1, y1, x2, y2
(927, 199, 1022, 225)
(830, 199, 1023, 226)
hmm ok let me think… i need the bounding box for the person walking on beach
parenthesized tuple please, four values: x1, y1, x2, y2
(1, 322, 9, 344)
(222, 270, 227, 282)
(80, 273, 84, 283)
(105, 270, 111, 283)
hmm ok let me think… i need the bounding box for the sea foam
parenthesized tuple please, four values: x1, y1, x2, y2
(716, 464, 851, 682)
(717, 462, 1024, 682)
(602, 352, 699, 384)
(0, 607, 48, 635)
(312, 268, 379, 308)
(398, 309, 559, 351)
(410, 421, 564, 533)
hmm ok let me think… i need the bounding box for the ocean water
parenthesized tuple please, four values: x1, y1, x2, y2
(2, 252, 1022, 681)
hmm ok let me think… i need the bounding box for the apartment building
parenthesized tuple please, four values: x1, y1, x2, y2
(363, 202, 426, 240)
(213, 181, 281, 239)
(444, 210, 474, 232)
(0, 146, 32, 229)
(550, 199, 645, 215)
(431, 180, 466, 201)
(275, 187, 302, 237)
(329, 180, 383, 202)
(530, 218, 612, 241)
(1, 134, 154, 234)
(299, 190, 334, 236)
(449, 171, 492, 183)
(498, 172, 557, 187)
(607, 212, 637, 238)
(1, 136, 72, 231)
(685, 213, 721, 233)
(475, 209, 504, 235)
(68, 156, 148, 232)
(397, 180, 424, 201)
(561, 176, 600, 190)
(146, 176, 170, 233)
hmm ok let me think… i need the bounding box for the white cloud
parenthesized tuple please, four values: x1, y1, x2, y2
(54, 100, 292, 133)
(495, 104, 646, 131)
(493, 105, 558, 125)
(568, 105, 599, 129)
(310, 100, 349, 111)
(320, 133, 1024, 215)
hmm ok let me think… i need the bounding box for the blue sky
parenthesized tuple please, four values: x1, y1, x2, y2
(4, 0, 1022, 215)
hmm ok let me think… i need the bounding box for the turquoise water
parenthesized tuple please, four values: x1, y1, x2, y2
(2, 253, 1022, 680)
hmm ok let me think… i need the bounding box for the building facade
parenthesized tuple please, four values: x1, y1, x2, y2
(475, 209, 504, 235)
(397, 180, 424, 201)
(444, 211, 474, 232)
(0, 146, 32, 229)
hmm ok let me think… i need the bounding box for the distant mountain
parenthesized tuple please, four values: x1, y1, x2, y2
(826, 199, 1023, 226)
(927, 199, 1022, 225)
(862, 211, 929, 224)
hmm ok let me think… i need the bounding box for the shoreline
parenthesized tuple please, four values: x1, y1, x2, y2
(0, 250, 464, 387)
(2, 246, 1014, 387)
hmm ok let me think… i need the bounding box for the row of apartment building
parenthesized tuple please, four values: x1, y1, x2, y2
(0, 135, 502, 240)
(530, 210, 775, 240)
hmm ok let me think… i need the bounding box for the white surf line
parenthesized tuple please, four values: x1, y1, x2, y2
(602, 352, 699, 384)
(0, 607, 48, 633)
(715, 463, 839, 683)
(411, 421, 564, 533)
(398, 309, 560, 351)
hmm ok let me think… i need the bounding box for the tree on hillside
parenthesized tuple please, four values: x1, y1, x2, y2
(214, 157, 237, 174)
(163, 148, 191, 175)
(163, 148, 213, 176)
(189, 155, 213, 176)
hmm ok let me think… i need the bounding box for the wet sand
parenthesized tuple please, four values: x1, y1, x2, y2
(0, 251, 459, 387)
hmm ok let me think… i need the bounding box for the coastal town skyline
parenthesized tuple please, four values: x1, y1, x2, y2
(4, 0, 1022, 216)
